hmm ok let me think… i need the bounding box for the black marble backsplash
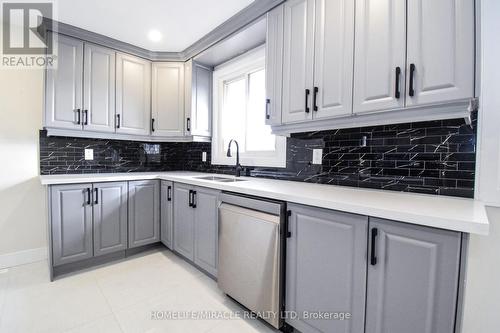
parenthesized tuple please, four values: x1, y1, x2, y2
(39, 112, 477, 198)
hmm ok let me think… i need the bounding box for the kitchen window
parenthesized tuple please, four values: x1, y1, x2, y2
(212, 46, 286, 168)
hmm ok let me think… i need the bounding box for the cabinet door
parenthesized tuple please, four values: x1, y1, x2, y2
(286, 204, 367, 333)
(406, 0, 474, 106)
(282, 0, 315, 124)
(265, 4, 284, 126)
(116, 53, 151, 136)
(93, 182, 128, 256)
(185, 61, 212, 137)
(152, 63, 185, 137)
(193, 187, 219, 276)
(160, 181, 174, 249)
(50, 184, 93, 266)
(83, 43, 116, 133)
(353, 0, 406, 114)
(128, 180, 160, 248)
(313, 0, 355, 119)
(173, 184, 195, 260)
(365, 218, 461, 333)
(45, 33, 83, 130)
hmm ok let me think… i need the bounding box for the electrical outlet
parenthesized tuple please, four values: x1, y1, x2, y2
(202, 152, 207, 162)
(84, 149, 94, 160)
(312, 149, 323, 165)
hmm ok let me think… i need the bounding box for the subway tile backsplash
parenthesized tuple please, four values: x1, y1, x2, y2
(39, 112, 477, 198)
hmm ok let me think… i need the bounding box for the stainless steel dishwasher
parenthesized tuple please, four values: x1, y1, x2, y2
(218, 192, 286, 329)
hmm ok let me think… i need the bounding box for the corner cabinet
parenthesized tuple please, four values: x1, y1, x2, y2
(173, 183, 219, 277)
(128, 180, 160, 248)
(116, 53, 152, 136)
(152, 63, 185, 137)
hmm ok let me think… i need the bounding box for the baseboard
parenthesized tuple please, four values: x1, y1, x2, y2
(0, 247, 48, 269)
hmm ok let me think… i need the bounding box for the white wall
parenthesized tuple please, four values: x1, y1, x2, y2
(461, 0, 500, 331)
(0, 67, 48, 268)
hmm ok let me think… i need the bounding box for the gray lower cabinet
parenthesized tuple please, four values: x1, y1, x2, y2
(173, 183, 195, 260)
(173, 183, 219, 276)
(160, 181, 174, 249)
(93, 182, 128, 256)
(286, 203, 368, 333)
(50, 184, 93, 266)
(365, 218, 462, 333)
(128, 180, 160, 248)
(193, 187, 219, 276)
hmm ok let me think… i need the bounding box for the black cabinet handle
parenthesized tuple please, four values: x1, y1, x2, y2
(188, 190, 193, 207)
(186, 118, 191, 132)
(265, 99, 271, 120)
(167, 186, 172, 201)
(86, 188, 91, 205)
(75, 109, 81, 125)
(409, 63, 416, 97)
(395, 67, 401, 99)
(313, 86, 319, 111)
(83, 110, 89, 125)
(151, 118, 155, 132)
(116, 114, 121, 129)
(305, 89, 310, 113)
(192, 190, 197, 208)
(370, 228, 378, 265)
(94, 188, 98, 205)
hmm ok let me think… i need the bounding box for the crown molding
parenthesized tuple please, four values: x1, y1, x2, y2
(41, 0, 285, 62)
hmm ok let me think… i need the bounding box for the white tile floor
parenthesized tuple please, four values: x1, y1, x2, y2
(0, 249, 278, 333)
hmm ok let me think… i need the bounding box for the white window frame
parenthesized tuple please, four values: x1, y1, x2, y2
(212, 46, 286, 168)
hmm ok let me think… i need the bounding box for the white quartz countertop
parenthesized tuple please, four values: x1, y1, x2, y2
(40, 171, 490, 235)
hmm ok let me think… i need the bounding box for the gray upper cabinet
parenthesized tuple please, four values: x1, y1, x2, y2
(116, 53, 152, 136)
(160, 181, 174, 249)
(83, 43, 116, 133)
(286, 203, 368, 333)
(128, 180, 160, 248)
(185, 60, 212, 138)
(50, 184, 93, 266)
(281, 0, 315, 124)
(45, 33, 84, 131)
(193, 187, 219, 277)
(152, 63, 185, 137)
(353, 0, 407, 114)
(93, 182, 128, 256)
(265, 5, 284, 126)
(173, 183, 195, 260)
(406, 0, 474, 107)
(313, 0, 355, 119)
(365, 218, 462, 333)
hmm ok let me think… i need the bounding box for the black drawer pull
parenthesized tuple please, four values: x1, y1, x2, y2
(151, 118, 155, 132)
(370, 228, 378, 266)
(167, 186, 172, 201)
(188, 190, 193, 207)
(192, 191, 197, 208)
(94, 188, 98, 205)
(395, 67, 401, 99)
(265, 99, 271, 120)
(86, 188, 91, 205)
(186, 118, 191, 132)
(313, 87, 318, 111)
(409, 63, 416, 97)
(83, 110, 88, 125)
(116, 114, 121, 129)
(305, 89, 310, 113)
(75, 109, 81, 125)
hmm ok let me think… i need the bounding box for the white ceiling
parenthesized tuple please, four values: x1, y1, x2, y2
(54, 0, 255, 52)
